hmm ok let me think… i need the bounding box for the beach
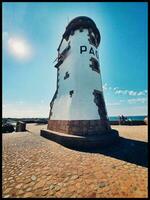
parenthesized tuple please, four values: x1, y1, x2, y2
(2, 123, 148, 198)
(112, 125, 148, 142)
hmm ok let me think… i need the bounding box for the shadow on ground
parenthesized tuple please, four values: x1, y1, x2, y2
(71, 137, 148, 168)
(35, 123, 47, 125)
(40, 129, 148, 168)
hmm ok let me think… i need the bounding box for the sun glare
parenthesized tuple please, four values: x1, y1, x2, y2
(8, 37, 31, 59)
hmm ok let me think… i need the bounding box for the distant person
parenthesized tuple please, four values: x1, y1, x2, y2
(121, 115, 125, 125)
(118, 115, 122, 125)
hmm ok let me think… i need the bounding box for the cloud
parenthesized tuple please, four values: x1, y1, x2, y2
(137, 91, 146, 96)
(113, 87, 119, 91)
(102, 83, 108, 91)
(128, 91, 137, 96)
(102, 84, 113, 91)
(114, 88, 147, 96)
(102, 84, 147, 97)
(128, 97, 147, 104)
(114, 89, 128, 95)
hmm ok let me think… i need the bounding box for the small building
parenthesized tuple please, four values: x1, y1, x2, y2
(41, 16, 119, 149)
(48, 16, 111, 136)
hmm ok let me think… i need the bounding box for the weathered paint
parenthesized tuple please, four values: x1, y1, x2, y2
(49, 22, 107, 121)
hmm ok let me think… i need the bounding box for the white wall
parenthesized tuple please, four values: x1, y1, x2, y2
(50, 29, 105, 120)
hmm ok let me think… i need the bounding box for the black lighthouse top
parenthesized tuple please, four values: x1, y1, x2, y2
(63, 16, 101, 46)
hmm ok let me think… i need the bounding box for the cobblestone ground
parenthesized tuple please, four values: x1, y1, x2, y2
(2, 124, 148, 198)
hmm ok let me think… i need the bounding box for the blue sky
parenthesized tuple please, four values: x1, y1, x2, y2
(2, 2, 148, 118)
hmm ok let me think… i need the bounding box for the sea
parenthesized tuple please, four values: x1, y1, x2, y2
(108, 115, 146, 121)
(3, 116, 147, 123)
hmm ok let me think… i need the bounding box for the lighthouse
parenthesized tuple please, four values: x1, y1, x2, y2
(41, 16, 119, 148)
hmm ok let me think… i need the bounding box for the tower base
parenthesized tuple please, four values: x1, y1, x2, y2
(40, 129, 119, 150)
(47, 120, 111, 136)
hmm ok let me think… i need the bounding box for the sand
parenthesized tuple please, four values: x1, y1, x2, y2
(111, 125, 148, 142)
(26, 123, 148, 142)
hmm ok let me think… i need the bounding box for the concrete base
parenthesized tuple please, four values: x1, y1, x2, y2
(16, 121, 26, 132)
(40, 129, 119, 150)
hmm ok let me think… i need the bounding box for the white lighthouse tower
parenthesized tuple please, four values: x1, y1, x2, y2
(41, 16, 119, 147)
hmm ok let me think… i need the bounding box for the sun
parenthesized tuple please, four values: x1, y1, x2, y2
(8, 37, 31, 59)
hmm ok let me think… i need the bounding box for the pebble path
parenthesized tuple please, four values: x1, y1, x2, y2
(2, 124, 148, 198)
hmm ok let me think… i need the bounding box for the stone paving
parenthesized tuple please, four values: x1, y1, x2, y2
(2, 124, 148, 198)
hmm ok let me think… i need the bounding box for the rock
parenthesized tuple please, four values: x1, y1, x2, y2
(57, 182, 63, 187)
(9, 180, 14, 183)
(16, 183, 23, 189)
(23, 184, 30, 190)
(49, 184, 55, 190)
(18, 190, 24, 195)
(3, 195, 10, 198)
(31, 175, 37, 181)
(24, 178, 31, 184)
(63, 177, 70, 182)
(26, 187, 32, 192)
(28, 182, 35, 187)
(112, 165, 116, 169)
(43, 186, 49, 191)
(54, 185, 61, 191)
(34, 180, 46, 189)
(2, 123, 14, 133)
(98, 182, 107, 188)
(23, 192, 34, 198)
(41, 190, 48, 196)
(4, 188, 12, 193)
(70, 175, 79, 180)
(8, 177, 13, 180)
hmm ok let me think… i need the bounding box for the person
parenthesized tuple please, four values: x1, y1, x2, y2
(121, 115, 125, 125)
(118, 115, 122, 125)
